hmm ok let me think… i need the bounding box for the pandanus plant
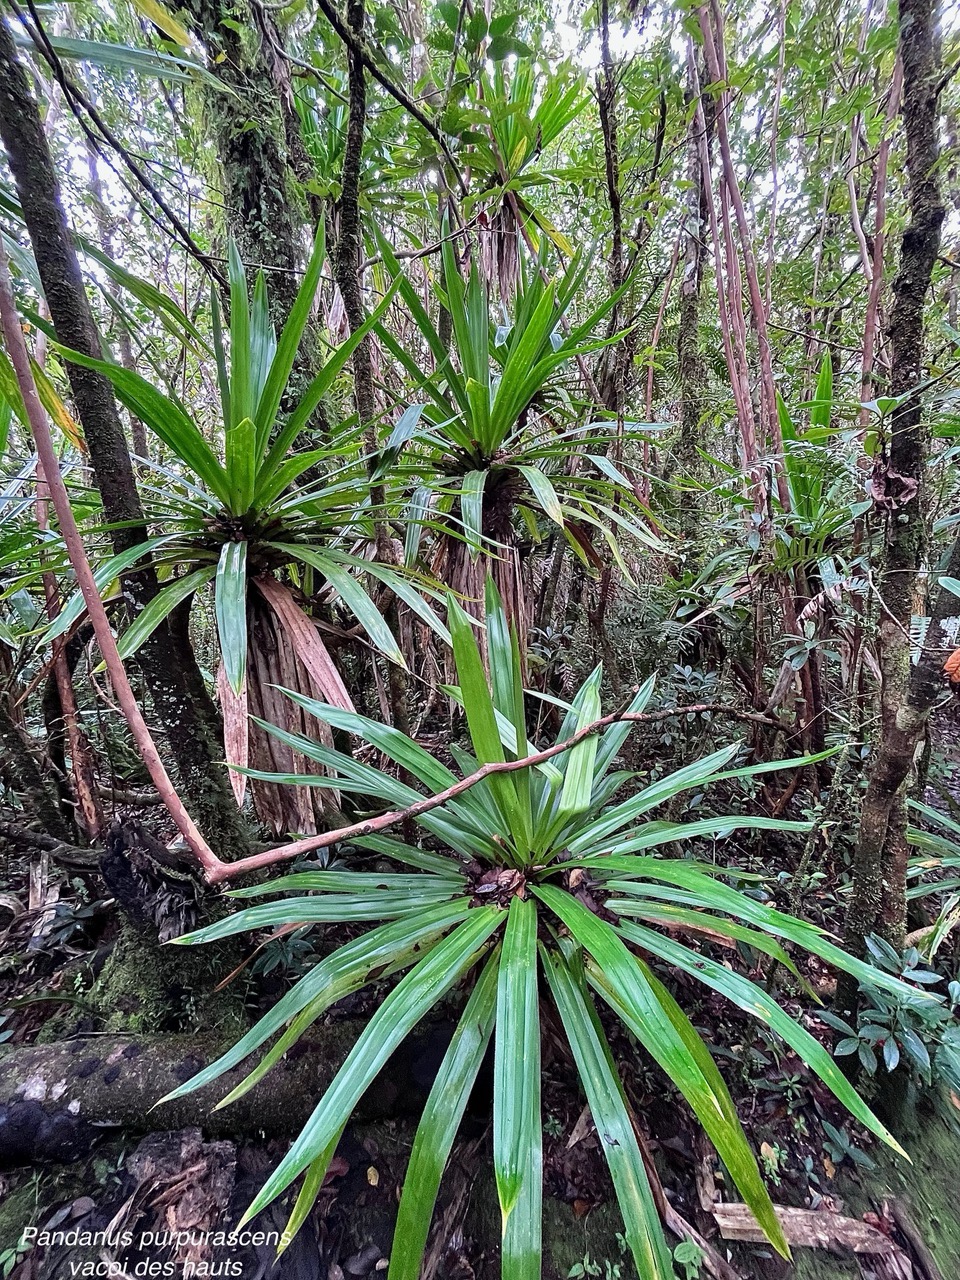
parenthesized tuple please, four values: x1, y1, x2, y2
(375, 229, 663, 648)
(166, 580, 918, 1276)
(47, 229, 446, 829)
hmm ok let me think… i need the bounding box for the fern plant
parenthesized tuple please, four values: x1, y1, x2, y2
(166, 581, 916, 1278)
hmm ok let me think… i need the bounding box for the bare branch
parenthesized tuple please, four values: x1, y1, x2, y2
(206, 701, 785, 884)
(0, 238, 223, 881)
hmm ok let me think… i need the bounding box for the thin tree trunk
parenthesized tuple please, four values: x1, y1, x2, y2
(332, 0, 408, 731)
(676, 61, 709, 560)
(0, 18, 250, 856)
(0, 681, 70, 840)
(839, 0, 946, 1014)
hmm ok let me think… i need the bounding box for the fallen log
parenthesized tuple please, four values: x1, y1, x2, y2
(0, 1020, 458, 1167)
(713, 1201, 899, 1253)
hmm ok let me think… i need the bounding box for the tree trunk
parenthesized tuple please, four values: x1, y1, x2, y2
(0, 18, 251, 858)
(332, 0, 409, 729)
(838, 0, 946, 1014)
(180, 0, 320, 369)
(675, 61, 709, 562)
(0, 692, 70, 841)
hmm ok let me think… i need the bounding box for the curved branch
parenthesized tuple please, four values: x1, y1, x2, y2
(207, 701, 785, 884)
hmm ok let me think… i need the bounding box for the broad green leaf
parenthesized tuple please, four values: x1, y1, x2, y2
(173, 892, 461, 945)
(225, 416, 257, 514)
(271, 543, 404, 665)
(461, 469, 488, 557)
(228, 870, 462, 898)
(256, 275, 403, 494)
(279, 1128, 346, 1254)
(592, 859, 936, 1003)
(565, 743, 742, 853)
(228, 239, 253, 424)
(447, 593, 527, 850)
(555, 665, 602, 822)
(46, 347, 230, 503)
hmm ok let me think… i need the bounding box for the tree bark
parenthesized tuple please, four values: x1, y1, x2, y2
(180, 0, 319, 353)
(0, 692, 70, 841)
(839, 0, 947, 1014)
(331, 0, 409, 729)
(0, 17, 250, 857)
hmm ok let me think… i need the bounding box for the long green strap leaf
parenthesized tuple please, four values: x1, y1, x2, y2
(236, 908, 503, 1229)
(494, 897, 541, 1280)
(541, 946, 673, 1280)
(44, 533, 180, 643)
(215, 539, 248, 695)
(535, 884, 789, 1258)
(448, 594, 527, 851)
(279, 1128, 345, 1254)
(616, 919, 905, 1156)
(159, 903, 469, 1103)
(592, 860, 939, 1002)
(255, 223, 326, 452)
(173, 892, 457, 944)
(116, 566, 215, 661)
(388, 952, 499, 1280)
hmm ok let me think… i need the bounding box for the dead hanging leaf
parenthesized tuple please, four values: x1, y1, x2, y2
(216, 662, 248, 806)
(255, 575, 356, 711)
(944, 648, 960, 685)
(797, 580, 847, 626)
(870, 460, 920, 511)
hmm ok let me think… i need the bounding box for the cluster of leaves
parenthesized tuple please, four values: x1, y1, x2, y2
(823, 936, 960, 1089)
(164, 581, 919, 1277)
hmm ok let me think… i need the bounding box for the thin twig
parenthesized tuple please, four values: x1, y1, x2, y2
(13, 0, 225, 286)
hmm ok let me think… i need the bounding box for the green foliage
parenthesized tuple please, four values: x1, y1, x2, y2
(375, 229, 663, 576)
(824, 936, 960, 1089)
(167, 579, 913, 1276)
(43, 230, 446, 687)
(672, 1239, 705, 1280)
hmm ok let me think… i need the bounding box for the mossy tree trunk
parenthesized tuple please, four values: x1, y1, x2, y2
(180, 0, 323, 391)
(839, 0, 947, 1009)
